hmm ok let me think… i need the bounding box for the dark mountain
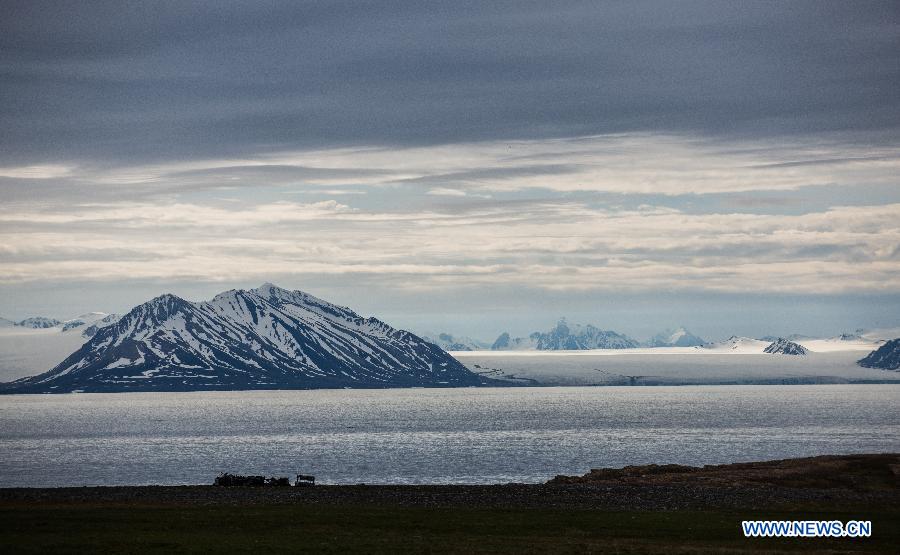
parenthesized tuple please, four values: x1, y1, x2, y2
(1, 284, 487, 393)
(763, 338, 809, 355)
(857, 338, 900, 371)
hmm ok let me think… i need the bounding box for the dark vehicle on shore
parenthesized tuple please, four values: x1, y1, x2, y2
(213, 473, 307, 487)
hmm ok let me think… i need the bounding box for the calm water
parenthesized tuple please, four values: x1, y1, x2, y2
(1, 385, 898, 487)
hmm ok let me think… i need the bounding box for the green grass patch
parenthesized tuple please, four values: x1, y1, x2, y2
(1, 504, 897, 554)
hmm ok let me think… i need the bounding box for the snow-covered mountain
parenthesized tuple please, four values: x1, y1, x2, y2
(1, 284, 486, 393)
(647, 327, 705, 347)
(857, 339, 900, 371)
(421, 332, 489, 351)
(763, 338, 809, 355)
(491, 319, 638, 351)
(702, 336, 770, 353)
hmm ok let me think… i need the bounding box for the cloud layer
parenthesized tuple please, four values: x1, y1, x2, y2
(2, 2, 898, 164)
(1, 2, 898, 334)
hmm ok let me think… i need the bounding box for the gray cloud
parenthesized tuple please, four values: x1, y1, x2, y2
(1, 1, 898, 165)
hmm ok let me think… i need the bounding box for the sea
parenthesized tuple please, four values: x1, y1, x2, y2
(1, 384, 898, 487)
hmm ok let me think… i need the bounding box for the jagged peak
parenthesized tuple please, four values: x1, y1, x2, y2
(253, 282, 288, 296)
(763, 337, 808, 355)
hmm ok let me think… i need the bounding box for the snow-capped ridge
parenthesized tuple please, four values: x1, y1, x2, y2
(702, 336, 769, 353)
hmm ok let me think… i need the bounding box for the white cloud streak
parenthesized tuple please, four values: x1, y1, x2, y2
(2, 197, 898, 295)
(6, 133, 897, 201)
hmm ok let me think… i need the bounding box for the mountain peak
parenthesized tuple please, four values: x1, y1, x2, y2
(123, 293, 192, 324)
(146, 293, 189, 309)
(253, 282, 288, 297)
(648, 326, 705, 347)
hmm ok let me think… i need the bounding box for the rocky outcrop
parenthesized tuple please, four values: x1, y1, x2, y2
(858, 338, 900, 371)
(763, 338, 808, 355)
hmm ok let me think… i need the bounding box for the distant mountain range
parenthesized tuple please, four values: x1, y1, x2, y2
(3, 316, 62, 329)
(1, 312, 119, 338)
(2, 297, 898, 391)
(0, 284, 487, 394)
(421, 324, 893, 352)
(492, 319, 639, 351)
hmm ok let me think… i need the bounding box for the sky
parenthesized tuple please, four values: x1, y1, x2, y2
(1, 1, 899, 342)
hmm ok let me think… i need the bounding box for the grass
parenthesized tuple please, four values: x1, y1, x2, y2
(2, 504, 898, 554)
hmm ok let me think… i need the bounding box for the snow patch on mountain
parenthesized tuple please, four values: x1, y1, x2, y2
(647, 327, 706, 347)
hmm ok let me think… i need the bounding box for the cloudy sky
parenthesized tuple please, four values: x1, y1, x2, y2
(1, 1, 898, 341)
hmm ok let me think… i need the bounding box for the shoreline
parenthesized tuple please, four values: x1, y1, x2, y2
(3, 454, 897, 510)
(2, 381, 900, 395)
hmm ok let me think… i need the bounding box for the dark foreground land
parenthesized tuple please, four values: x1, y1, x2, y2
(1, 454, 898, 554)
